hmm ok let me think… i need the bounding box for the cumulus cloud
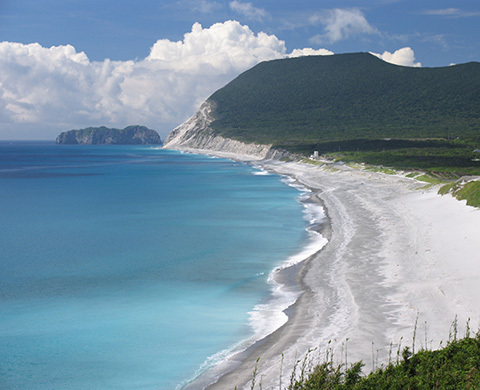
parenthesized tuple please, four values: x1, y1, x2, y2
(370, 47, 422, 67)
(229, 1, 269, 21)
(0, 21, 287, 139)
(147, 21, 284, 72)
(309, 8, 378, 44)
(288, 48, 334, 58)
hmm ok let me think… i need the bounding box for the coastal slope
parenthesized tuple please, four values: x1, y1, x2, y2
(56, 125, 162, 145)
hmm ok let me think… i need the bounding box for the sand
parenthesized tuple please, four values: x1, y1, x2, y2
(179, 150, 480, 390)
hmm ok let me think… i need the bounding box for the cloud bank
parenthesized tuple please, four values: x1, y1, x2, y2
(0, 21, 420, 140)
(0, 21, 288, 139)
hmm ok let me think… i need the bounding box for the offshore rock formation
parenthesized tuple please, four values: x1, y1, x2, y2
(163, 102, 285, 160)
(56, 126, 162, 145)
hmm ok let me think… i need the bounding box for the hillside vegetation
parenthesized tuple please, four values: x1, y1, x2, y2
(286, 335, 480, 390)
(207, 53, 480, 175)
(246, 326, 480, 390)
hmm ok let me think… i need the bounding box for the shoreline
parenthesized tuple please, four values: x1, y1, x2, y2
(176, 148, 480, 390)
(182, 161, 330, 390)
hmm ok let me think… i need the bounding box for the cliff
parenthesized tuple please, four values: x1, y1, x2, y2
(163, 102, 285, 160)
(56, 126, 162, 145)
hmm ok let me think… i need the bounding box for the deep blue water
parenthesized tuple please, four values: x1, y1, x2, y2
(0, 142, 309, 390)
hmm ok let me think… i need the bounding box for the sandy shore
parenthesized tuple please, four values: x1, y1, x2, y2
(179, 150, 480, 390)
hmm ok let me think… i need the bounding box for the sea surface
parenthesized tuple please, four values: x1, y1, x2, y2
(0, 141, 323, 390)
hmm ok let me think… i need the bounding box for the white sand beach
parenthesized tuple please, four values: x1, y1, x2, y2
(180, 150, 480, 390)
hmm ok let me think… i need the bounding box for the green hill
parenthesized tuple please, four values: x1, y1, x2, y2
(204, 53, 480, 174)
(209, 53, 480, 147)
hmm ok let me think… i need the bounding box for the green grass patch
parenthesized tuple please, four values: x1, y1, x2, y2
(300, 158, 324, 166)
(438, 180, 480, 208)
(454, 181, 480, 207)
(406, 172, 420, 178)
(415, 174, 446, 185)
(365, 166, 397, 175)
(438, 182, 456, 195)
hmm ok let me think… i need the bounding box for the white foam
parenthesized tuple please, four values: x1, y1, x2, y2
(304, 202, 328, 225)
(251, 165, 271, 175)
(248, 285, 297, 340)
(252, 170, 270, 175)
(275, 230, 328, 271)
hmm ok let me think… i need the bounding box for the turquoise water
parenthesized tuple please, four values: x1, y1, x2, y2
(0, 142, 310, 389)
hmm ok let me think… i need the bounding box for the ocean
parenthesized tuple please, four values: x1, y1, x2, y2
(0, 141, 325, 389)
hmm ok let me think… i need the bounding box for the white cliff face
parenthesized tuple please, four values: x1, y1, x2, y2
(163, 101, 215, 148)
(163, 101, 284, 160)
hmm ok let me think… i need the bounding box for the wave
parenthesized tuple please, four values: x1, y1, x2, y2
(251, 165, 271, 175)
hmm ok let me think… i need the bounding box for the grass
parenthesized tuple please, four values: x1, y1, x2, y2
(414, 174, 446, 185)
(455, 181, 480, 207)
(364, 166, 397, 175)
(439, 180, 480, 207)
(247, 322, 480, 390)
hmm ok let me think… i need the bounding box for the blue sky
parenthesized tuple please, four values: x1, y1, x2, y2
(1, 0, 479, 139)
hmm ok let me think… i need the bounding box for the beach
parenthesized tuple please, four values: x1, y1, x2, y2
(179, 149, 480, 390)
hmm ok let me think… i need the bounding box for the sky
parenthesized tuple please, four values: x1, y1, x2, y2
(0, 0, 479, 140)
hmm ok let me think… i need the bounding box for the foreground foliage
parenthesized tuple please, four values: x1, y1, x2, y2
(294, 339, 479, 389)
(275, 334, 480, 390)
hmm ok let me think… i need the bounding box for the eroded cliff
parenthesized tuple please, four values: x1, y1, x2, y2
(163, 102, 284, 160)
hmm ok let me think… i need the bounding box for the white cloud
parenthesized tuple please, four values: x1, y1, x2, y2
(0, 21, 286, 139)
(422, 8, 480, 17)
(309, 8, 378, 44)
(147, 21, 284, 72)
(229, 1, 269, 21)
(370, 47, 422, 67)
(287, 48, 334, 58)
(191, 0, 221, 13)
(172, 0, 222, 14)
